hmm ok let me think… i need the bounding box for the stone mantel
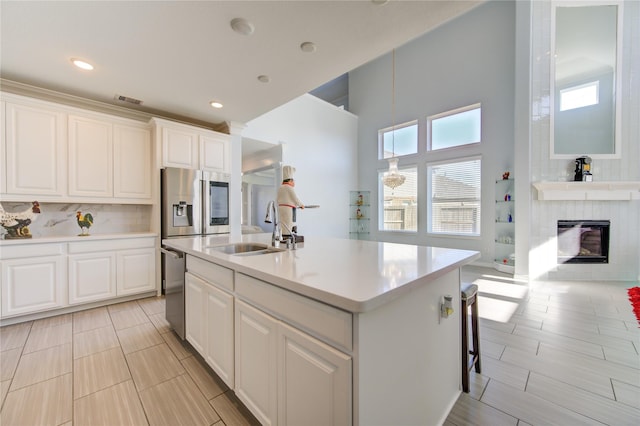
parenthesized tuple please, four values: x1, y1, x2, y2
(533, 181, 640, 201)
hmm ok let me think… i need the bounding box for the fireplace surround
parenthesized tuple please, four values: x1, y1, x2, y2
(557, 220, 610, 264)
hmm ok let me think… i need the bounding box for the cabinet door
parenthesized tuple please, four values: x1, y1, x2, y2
(68, 115, 113, 197)
(68, 252, 116, 305)
(200, 134, 230, 173)
(114, 124, 151, 200)
(185, 272, 206, 355)
(162, 127, 198, 169)
(1, 256, 66, 317)
(4, 102, 66, 196)
(116, 248, 155, 296)
(205, 284, 234, 388)
(278, 322, 352, 426)
(235, 300, 278, 426)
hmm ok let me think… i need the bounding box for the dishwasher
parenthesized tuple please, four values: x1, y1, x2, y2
(161, 247, 186, 339)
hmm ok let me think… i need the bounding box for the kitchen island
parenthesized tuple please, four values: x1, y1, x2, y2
(163, 234, 480, 426)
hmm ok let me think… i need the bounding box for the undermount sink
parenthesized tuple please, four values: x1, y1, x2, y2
(206, 242, 285, 256)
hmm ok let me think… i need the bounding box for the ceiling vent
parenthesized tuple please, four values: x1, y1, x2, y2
(114, 94, 143, 105)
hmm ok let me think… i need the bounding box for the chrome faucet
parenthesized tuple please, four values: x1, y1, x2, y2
(265, 200, 281, 247)
(280, 222, 297, 250)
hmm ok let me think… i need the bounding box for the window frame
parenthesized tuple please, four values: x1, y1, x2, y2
(377, 164, 418, 234)
(427, 103, 482, 152)
(378, 119, 419, 160)
(426, 155, 482, 238)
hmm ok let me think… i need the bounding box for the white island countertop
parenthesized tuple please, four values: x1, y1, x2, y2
(163, 234, 480, 313)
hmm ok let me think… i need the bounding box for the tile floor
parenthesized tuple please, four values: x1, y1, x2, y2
(0, 266, 638, 425)
(0, 297, 258, 426)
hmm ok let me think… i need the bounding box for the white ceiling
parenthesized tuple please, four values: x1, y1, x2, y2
(1, 0, 483, 128)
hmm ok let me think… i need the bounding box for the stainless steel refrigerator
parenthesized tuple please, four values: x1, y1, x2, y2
(161, 167, 230, 339)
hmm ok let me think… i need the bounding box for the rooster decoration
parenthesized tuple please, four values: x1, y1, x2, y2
(0, 201, 41, 239)
(76, 211, 94, 236)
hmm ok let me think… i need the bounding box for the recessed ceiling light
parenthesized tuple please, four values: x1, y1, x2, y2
(230, 18, 254, 36)
(210, 101, 223, 109)
(71, 58, 94, 70)
(257, 75, 270, 83)
(300, 42, 317, 53)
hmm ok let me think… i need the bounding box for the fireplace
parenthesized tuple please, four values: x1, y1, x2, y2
(557, 220, 610, 264)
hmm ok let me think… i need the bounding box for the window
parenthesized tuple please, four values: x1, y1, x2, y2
(379, 167, 417, 232)
(559, 81, 599, 111)
(428, 104, 481, 151)
(427, 158, 481, 236)
(379, 121, 418, 159)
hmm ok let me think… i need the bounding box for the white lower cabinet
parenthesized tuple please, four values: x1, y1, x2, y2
(205, 282, 235, 387)
(1, 254, 66, 317)
(185, 270, 235, 388)
(68, 251, 116, 305)
(235, 299, 352, 426)
(117, 248, 155, 296)
(235, 299, 279, 426)
(278, 322, 352, 426)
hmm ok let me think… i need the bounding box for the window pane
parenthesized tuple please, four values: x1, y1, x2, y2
(428, 158, 481, 236)
(380, 122, 418, 159)
(379, 167, 417, 231)
(430, 106, 481, 150)
(560, 81, 599, 111)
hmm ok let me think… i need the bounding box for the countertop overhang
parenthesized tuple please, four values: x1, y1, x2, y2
(163, 234, 480, 313)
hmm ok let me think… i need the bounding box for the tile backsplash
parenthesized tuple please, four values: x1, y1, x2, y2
(0, 202, 152, 239)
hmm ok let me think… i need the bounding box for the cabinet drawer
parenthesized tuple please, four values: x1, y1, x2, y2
(69, 237, 155, 254)
(236, 273, 352, 352)
(186, 255, 233, 292)
(0, 243, 64, 260)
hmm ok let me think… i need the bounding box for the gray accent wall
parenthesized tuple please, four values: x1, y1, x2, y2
(350, 0, 516, 265)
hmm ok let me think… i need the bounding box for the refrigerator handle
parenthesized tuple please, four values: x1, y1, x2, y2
(160, 247, 184, 259)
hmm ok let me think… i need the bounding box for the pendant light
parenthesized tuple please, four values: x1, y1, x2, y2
(382, 49, 406, 190)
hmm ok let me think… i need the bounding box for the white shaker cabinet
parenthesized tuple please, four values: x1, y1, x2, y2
(68, 251, 117, 305)
(205, 282, 234, 387)
(278, 322, 352, 426)
(185, 272, 207, 355)
(184, 256, 235, 388)
(117, 247, 156, 296)
(235, 299, 279, 426)
(68, 115, 114, 197)
(153, 117, 231, 173)
(234, 299, 352, 426)
(161, 126, 199, 169)
(4, 100, 66, 196)
(200, 134, 230, 173)
(1, 244, 66, 318)
(114, 125, 152, 199)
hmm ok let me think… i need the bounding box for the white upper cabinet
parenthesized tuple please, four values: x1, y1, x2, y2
(68, 115, 114, 197)
(114, 125, 152, 199)
(1, 93, 152, 204)
(153, 118, 231, 173)
(4, 99, 66, 196)
(200, 134, 230, 173)
(162, 126, 199, 169)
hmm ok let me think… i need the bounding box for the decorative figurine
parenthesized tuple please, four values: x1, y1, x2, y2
(76, 211, 94, 236)
(0, 201, 41, 239)
(277, 165, 305, 235)
(502, 171, 510, 180)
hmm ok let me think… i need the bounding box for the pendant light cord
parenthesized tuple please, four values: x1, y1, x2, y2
(391, 48, 396, 158)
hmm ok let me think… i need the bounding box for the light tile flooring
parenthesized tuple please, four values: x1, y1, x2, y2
(0, 297, 258, 426)
(0, 266, 638, 425)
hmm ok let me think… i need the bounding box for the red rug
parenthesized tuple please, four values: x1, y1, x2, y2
(628, 287, 640, 325)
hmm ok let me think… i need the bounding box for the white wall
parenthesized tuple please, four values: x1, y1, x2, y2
(529, 0, 640, 281)
(349, 1, 516, 264)
(242, 94, 358, 239)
